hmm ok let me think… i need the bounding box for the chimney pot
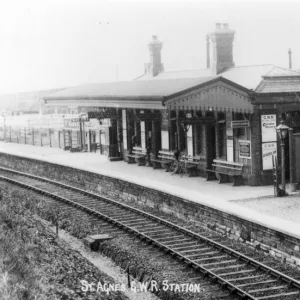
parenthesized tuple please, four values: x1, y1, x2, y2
(146, 36, 164, 76)
(210, 24, 235, 74)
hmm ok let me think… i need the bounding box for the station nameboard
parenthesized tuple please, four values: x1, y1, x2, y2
(71, 117, 89, 122)
(231, 120, 250, 128)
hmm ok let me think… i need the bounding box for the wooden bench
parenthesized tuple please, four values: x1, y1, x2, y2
(126, 147, 147, 166)
(70, 147, 81, 152)
(206, 159, 244, 186)
(179, 155, 201, 177)
(150, 150, 175, 171)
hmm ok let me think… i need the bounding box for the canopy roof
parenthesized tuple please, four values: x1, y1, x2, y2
(256, 76, 300, 93)
(44, 77, 216, 100)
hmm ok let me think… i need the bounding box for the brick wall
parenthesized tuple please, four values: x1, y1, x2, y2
(0, 152, 299, 266)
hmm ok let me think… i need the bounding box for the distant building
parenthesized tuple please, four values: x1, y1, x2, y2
(0, 87, 68, 115)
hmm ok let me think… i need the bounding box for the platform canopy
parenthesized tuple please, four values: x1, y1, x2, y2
(164, 77, 253, 113)
(44, 77, 217, 110)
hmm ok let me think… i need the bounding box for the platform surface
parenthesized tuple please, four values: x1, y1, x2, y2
(0, 141, 299, 239)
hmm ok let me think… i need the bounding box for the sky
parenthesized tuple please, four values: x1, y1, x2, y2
(0, 0, 299, 94)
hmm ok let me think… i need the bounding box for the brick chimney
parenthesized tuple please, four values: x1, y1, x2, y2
(145, 36, 164, 76)
(210, 23, 235, 75)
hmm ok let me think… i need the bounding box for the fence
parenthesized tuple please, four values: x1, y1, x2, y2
(0, 126, 108, 156)
(0, 126, 81, 151)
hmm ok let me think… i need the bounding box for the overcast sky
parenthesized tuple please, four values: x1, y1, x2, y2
(0, 0, 299, 94)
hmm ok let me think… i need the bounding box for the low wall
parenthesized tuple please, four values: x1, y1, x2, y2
(0, 152, 299, 267)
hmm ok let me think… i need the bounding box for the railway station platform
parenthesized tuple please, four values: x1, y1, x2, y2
(0, 141, 300, 240)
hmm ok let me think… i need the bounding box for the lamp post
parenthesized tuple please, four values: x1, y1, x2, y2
(276, 120, 290, 195)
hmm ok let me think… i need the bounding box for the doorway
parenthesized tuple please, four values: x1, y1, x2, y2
(206, 124, 216, 168)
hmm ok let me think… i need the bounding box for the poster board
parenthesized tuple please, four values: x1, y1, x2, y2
(161, 130, 169, 150)
(262, 142, 277, 170)
(227, 139, 234, 162)
(141, 121, 146, 149)
(187, 126, 193, 156)
(261, 114, 277, 143)
(239, 140, 251, 159)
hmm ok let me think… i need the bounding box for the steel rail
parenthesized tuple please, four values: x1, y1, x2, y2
(1, 166, 300, 298)
(0, 174, 254, 299)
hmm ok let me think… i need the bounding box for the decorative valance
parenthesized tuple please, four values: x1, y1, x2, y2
(166, 83, 253, 113)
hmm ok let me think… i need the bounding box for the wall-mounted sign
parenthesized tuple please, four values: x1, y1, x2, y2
(227, 139, 234, 162)
(84, 119, 101, 130)
(262, 142, 277, 170)
(161, 110, 169, 131)
(187, 126, 193, 156)
(88, 108, 117, 119)
(161, 130, 169, 150)
(261, 114, 277, 143)
(239, 140, 251, 159)
(226, 128, 233, 137)
(231, 120, 250, 128)
(71, 117, 89, 122)
(141, 121, 146, 149)
(135, 113, 160, 121)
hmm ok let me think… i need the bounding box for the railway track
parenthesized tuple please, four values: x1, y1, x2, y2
(0, 166, 300, 300)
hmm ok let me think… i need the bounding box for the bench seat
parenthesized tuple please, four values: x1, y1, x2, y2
(179, 155, 201, 177)
(150, 150, 175, 171)
(206, 159, 244, 186)
(127, 147, 147, 166)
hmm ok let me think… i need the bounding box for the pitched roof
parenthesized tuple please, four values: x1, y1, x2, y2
(256, 76, 300, 93)
(44, 77, 217, 100)
(135, 64, 300, 91)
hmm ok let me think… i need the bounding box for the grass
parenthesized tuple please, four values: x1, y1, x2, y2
(0, 187, 129, 300)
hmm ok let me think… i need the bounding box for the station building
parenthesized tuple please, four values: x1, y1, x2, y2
(44, 23, 300, 186)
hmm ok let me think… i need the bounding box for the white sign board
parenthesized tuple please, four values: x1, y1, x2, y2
(105, 127, 110, 145)
(141, 121, 146, 149)
(262, 142, 277, 170)
(84, 119, 101, 130)
(239, 140, 251, 159)
(161, 130, 169, 150)
(227, 139, 234, 162)
(187, 126, 193, 156)
(261, 115, 277, 143)
(122, 110, 127, 150)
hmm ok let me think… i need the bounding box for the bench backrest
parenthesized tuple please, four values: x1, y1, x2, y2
(180, 155, 201, 164)
(158, 150, 175, 160)
(212, 159, 243, 174)
(132, 147, 147, 155)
